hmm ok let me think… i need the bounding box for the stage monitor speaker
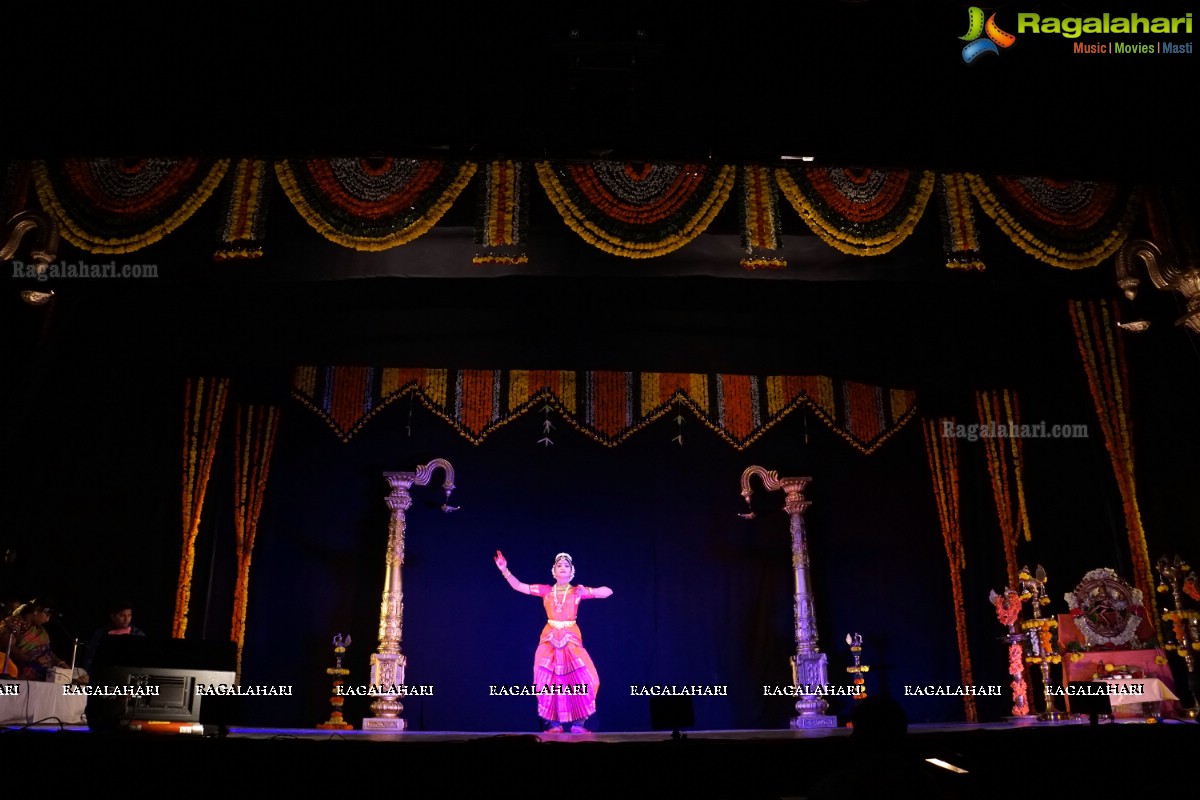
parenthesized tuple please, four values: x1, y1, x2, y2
(86, 637, 238, 734)
(649, 696, 694, 733)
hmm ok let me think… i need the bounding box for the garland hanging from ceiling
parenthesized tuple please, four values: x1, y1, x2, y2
(967, 175, 1140, 269)
(738, 165, 786, 269)
(290, 366, 916, 454)
(536, 161, 736, 258)
(774, 167, 935, 256)
(215, 159, 270, 261)
(276, 158, 477, 251)
(938, 173, 985, 270)
(922, 416, 979, 723)
(33, 158, 230, 254)
(474, 160, 529, 265)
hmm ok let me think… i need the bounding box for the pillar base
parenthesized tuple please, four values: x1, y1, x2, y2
(362, 717, 407, 732)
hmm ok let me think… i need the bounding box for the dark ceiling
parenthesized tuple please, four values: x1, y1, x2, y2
(9, 1, 1196, 185)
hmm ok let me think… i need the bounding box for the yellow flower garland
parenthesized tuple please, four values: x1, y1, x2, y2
(966, 175, 1139, 269)
(535, 162, 736, 259)
(34, 159, 231, 254)
(774, 169, 935, 256)
(276, 160, 477, 252)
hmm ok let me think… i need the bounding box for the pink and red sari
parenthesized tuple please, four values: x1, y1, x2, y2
(530, 584, 600, 724)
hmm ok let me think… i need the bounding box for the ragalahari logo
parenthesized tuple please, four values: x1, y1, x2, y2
(960, 7, 1017, 62)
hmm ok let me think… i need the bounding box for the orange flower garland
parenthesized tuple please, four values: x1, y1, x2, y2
(535, 161, 735, 259)
(291, 367, 918, 454)
(975, 389, 1032, 589)
(176, 376, 231, 637)
(739, 166, 786, 268)
(34, 158, 230, 254)
(923, 417, 978, 722)
(474, 160, 529, 265)
(938, 173, 985, 270)
(1070, 299, 1160, 640)
(775, 167, 934, 256)
(967, 175, 1139, 269)
(215, 159, 269, 261)
(231, 404, 280, 682)
(276, 158, 477, 251)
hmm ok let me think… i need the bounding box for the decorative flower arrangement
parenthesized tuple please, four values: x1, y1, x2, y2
(1070, 300, 1159, 644)
(937, 173, 985, 270)
(1162, 610, 1200, 654)
(277, 158, 477, 251)
(535, 161, 736, 259)
(34, 158, 230, 254)
(1022, 619, 1061, 664)
(966, 175, 1140, 269)
(775, 166, 934, 256)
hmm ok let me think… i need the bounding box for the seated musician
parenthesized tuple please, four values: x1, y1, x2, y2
(0, 598, 69, 680)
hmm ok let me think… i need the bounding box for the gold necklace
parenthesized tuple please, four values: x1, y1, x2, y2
(552, 584, 570, 613)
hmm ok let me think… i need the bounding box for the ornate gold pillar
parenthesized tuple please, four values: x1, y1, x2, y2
(362, 458, 456, 732)
(740, 466, 836, 729)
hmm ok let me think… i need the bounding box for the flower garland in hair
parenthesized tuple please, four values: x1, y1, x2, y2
(775, 166, 934, 256)
(276, 158, 476, 251)
(34, 158, 230, 254)
(966, 175, 1139, 269)
(535, 161, 735, 259)
(922, 417, 978, 722)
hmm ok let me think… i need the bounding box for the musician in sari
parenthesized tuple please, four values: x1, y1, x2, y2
(0, 600, 67, 680)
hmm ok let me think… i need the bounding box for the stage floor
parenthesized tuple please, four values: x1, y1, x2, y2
(9, 717, 1196, 798)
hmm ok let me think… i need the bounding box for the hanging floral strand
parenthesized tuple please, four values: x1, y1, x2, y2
(975, 389, 1032, 589)
(1070, 299, 1160, 640)
(231, 404, 280, 682)
(938, 173, 985, 270)
(176, 376, 231, 637)
(738, 165, 786, 269)
(474, 160, 529, 265)
(922, 417, 979, 722)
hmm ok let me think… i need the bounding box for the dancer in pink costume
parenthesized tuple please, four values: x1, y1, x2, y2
(495, 550, 613, 733)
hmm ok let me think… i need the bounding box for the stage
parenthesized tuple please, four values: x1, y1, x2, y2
(6, 717, 1196, 798)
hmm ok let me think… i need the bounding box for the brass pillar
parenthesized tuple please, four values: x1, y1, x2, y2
(362, 458, 455, 731)
(740, 466, 836, 729)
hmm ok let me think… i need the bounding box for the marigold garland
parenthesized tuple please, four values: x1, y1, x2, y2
(967, 174, 1140, 269)
(938, 173, 985, 270)
(975, 389, 1032, 589)
(231, 404, 280, 682)
(1070, 299, 1160, 640)
(535, 161, 735, 258)
(276, 158, 477, 251)
(34, 158, 230, 254)
(775, 167, 934, 256)
(176, 376, 230, 638)
(215, 159, 269, 261)
(474, 160, 529, 264)
(922, 417, 978, 722)
(739, 165, 786, 268)
(993, 590, 1030, 716)
(291, 367, 917, 454)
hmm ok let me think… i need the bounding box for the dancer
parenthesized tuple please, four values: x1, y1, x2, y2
(494, 550, 612, 733)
